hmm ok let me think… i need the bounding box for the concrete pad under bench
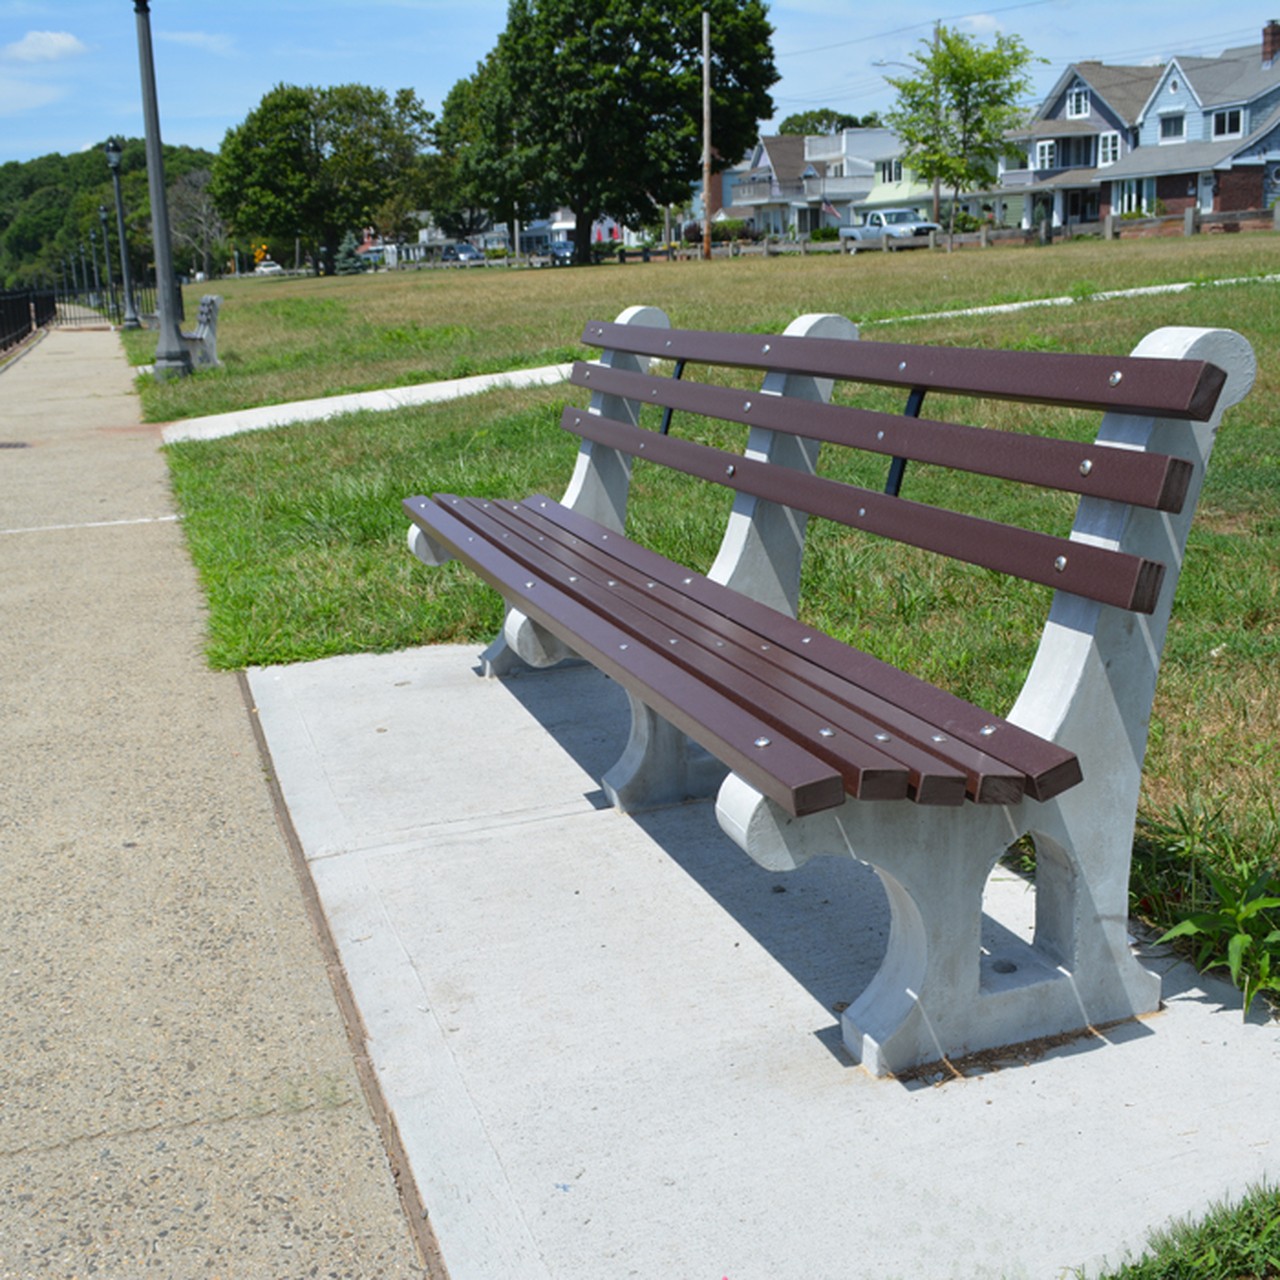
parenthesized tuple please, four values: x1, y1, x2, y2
(248, 645, 1279, 1280)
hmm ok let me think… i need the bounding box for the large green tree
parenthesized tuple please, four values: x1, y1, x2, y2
(778, 109, 880, 135)
(885, 25, 1040, 237)
(0, 140, 212, 289)
(210, 84, 433, 273)
(486, 0, 776, 264)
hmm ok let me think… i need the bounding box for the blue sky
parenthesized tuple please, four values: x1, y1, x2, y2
(0, 1, 1269, 165)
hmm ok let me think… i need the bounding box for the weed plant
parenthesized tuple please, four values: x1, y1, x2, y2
(1090, 1182, 1280, 1279)
(162, 234, 1279, 1017)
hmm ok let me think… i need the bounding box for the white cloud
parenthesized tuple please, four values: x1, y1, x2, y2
(3, 30, 88, 63)
(156, 31, 235, 56)
(0, 79, 62, 115)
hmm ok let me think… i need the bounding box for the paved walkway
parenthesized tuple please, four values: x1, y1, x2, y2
(0, 330, 433, 1278)
(4, 328, 1278, 1280)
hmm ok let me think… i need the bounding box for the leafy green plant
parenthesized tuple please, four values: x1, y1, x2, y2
(1158, 855, 1280, 1018)
(1088, 1182, 1280, 1279)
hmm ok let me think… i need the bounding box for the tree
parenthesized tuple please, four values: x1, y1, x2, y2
(486, 0, 777, 264)
(778, 109, 879, 135)
(168, 170, 226, 279)
(334, 230, 367, 274)
(885, 25, 1040, 239)
(210, 84, 433, 274)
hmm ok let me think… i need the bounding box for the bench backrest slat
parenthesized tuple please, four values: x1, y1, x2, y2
(583, 321, 1228, 421)
(563, 408, 1166, 613)
(570, 361, 1192, 512)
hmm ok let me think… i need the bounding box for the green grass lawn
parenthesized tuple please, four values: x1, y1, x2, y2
(159, 237, 1279, 846)
(156, 234, 1279, 1274)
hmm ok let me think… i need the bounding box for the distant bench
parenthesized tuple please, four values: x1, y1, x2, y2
(405, 306, 1255, 1076)
(180, 293, 222, 368)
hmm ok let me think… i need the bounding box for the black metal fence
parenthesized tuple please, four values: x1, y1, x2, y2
(0, 288, 56, 354)
(0, 279, 163, 352)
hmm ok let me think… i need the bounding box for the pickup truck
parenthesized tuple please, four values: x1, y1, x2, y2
(839, 208, 941, 251)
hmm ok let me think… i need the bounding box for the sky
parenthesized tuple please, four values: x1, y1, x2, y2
(0, 1, 1271, 166)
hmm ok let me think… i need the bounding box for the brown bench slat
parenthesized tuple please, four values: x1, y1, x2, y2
(436, 495, 926, 804)
(582, 321, 1228, 422)
(571, 361, 1193, 513)
(480, 495, 1031, 804)
(450, 495, 986, 805)
(405, 495, 849, 817)
(522, 494, 1084, 803)
(564, 407, 1166, 614)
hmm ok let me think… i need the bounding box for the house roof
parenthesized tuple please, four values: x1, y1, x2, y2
(1032, 62, 1163, 130)
(1075, 62, 1165, 125)
(1180, 42, 1280, 109)
(749, 135, 811, 183)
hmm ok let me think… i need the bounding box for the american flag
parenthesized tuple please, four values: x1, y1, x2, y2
(822, 201, 840, 219)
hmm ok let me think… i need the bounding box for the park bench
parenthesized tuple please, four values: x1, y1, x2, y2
(404, 305, 1256, 1076)
(180, 293, 222, 368)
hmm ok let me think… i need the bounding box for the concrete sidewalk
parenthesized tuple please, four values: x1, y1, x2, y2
(0, 330, 431, 1278)
(4, 328, 1278, 1279)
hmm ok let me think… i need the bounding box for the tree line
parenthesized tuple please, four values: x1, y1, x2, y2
(0, 8, 1035, 287)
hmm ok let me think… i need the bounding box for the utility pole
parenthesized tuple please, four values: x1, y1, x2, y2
(931, 19, 942, 224)
(702, 10, 712, 261)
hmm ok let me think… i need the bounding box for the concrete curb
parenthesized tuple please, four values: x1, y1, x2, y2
(162, 362, 574, 444)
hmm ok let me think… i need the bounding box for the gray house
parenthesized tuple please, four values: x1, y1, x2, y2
(1009, 21, 1280, 225)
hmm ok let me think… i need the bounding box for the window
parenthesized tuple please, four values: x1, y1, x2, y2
(1098, 132, 1120, 166)
(878, 159, 902, 184)
(1035, 139, 1057, 170)
(1213, 108, 1243, 138)
(1160, 114, 1185, 142)
(1067, 82, 1090, 119)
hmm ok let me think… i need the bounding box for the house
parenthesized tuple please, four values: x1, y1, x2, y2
(1008, 21, 1280, 226)
(1102, 21, 1280, 216)
(1006, 61, 1162, 227)
(730, 130, 934, 235)
(730, 135, 813, 235)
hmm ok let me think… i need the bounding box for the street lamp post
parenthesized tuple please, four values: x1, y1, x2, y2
(131, 0, 190, 377)
(89, 228, 103, 310)
(104, 140, 141, 329)
(99, 205, 119, 324)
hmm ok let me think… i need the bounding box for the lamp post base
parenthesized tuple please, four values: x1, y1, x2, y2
(151, 348, 193, 380)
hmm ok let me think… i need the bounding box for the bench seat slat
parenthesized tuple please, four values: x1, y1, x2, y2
(405, 496, 851, 817)
(565, 407, 1166, 614)
(571, 361, 1193, 513)
(522, 494, 1084, 803)
(582, 321, 1228, 422)
(436, 495, 930, 804)
(449, 495, 994, 805)
(481, 496, 1031, 804)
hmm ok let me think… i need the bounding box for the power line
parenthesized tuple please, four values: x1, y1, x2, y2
(777, 0, 1053, 59)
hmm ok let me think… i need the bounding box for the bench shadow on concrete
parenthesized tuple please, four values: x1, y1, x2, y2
(486, 660, 1183, 1076)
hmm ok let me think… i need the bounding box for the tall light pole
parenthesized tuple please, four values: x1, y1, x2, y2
(105, 139, 141, 330)
(702, 10, 712, 261)
(98, 205, 119, 324)
(132, 0, 190, 378)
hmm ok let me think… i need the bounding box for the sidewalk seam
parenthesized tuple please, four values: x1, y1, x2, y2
(236, 670, 450, 1280)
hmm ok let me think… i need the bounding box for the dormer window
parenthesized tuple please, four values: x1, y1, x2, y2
(1160, 114, 1185, 142)
(1067, 82, 1090, 119)
(1213, 108, 1243, 138)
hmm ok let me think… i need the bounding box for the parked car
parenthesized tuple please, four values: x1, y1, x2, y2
(253, 259, 284, 275)
(839, 209, 941, 251)
(442, 243, 485, 264)
(548, 240, 575, 265)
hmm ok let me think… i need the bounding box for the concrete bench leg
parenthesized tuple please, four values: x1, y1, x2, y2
(716, 774, 1161, 1076)
(603, 693, 728, 812)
